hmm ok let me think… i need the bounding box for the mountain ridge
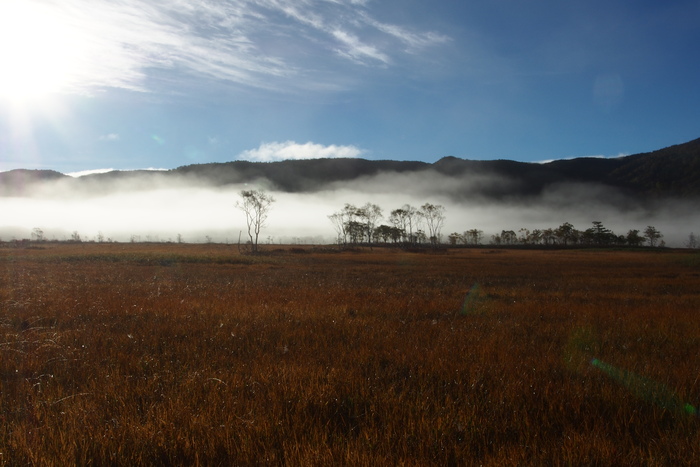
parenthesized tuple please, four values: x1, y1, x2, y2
(1, 137, 699, 199)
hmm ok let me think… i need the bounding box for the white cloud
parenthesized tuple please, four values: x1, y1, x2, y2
(238, 141, 364, 162)
(66, 168, 168, 177)
(66, 168, 116, 177)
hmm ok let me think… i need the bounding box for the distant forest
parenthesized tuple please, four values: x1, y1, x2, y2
(325, 202, 670, 249)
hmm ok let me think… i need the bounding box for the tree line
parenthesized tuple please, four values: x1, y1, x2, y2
(452, 222, 665, 247)
(9, 189, 689, 250)
(327, 202, 446, 246)
(324, 199, 666, 248)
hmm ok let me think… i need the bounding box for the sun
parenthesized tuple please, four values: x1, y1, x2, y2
(0, 1, 87, 106)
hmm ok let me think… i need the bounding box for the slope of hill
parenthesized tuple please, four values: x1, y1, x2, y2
(606, 138, 700, 196)
(173, 137, 700, 198)
(170, 158, 429, 191)
(0, 169, 68, 196)
(1, 138, 699, 199)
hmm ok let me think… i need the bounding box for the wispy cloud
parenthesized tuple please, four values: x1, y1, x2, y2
(358, 12, 450, 52)
(238, 141, 364, 162)
(332, 29, 390, 64)
(13, 0, 448, 95)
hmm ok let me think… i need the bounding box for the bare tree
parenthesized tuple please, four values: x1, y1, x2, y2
(328, 203, 357, 245)
(390, 204, 420, 244)
(419, 203, 445, 245)
(236, 189, 275, 253)
(328, 212, 345, 245)
(356, 202, 383, 244)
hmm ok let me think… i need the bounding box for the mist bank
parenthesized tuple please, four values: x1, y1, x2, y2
(2, 137, 700, 245)
(0, 169, 697, 247)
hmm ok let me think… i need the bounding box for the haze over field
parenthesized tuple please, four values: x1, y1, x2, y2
(1, 154, 697, 246)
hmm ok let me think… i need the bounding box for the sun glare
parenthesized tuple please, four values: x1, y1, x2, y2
(0, 2, 87, 106)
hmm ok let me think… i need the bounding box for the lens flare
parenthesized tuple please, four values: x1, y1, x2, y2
(591, 358, 697, 416)
(460, 282, 485, 315)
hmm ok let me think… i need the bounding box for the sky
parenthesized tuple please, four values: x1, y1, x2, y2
(1, 0, 699, 174)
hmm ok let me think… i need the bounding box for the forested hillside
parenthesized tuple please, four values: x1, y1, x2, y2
(1, 138, 699, 199)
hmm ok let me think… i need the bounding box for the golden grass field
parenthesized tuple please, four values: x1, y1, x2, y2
(1, 242, 699, 465)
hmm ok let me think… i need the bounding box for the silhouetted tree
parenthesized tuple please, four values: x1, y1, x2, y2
(31, 227, 44, 242)
(585, 221, 615, 246)
(643, 226, 663, 247)
(626, 229, 645, 247)
(390, 204, 421, 244)
(356, 203, 383, 244)
(463, 229, 484, 245)
(237, 189, 275, 253)
(529, 229, 543, 245)
(555, 222, 578, 245)
(518, 228, 531, 244)
(448, 232, 462, 245)
(541, 228, 557, 245)
(347, 220, 365, 244)
(374, 225, 402, 243)
(686, 232, 698, 249)
(500, 230, 517, 245)
(328, 203, 357, 245)
(419, 203, 445, 245)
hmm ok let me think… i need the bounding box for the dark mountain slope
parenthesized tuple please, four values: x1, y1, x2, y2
(171, 158, 429, 191)
(606, 137, 700, 196)
(1, 137, 699, 199)
(0, 169, 68, 196)
(431, 137, 700, 198)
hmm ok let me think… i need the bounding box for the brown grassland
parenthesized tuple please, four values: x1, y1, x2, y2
(1, 242, 699, 465)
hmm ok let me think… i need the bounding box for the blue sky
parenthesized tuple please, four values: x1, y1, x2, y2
(1, 0, 699, 174)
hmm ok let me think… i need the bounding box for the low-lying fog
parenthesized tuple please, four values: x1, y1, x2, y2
(1, 170, 697, 247)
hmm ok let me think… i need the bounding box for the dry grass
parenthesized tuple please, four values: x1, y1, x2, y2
(1, 243, 699, 465)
